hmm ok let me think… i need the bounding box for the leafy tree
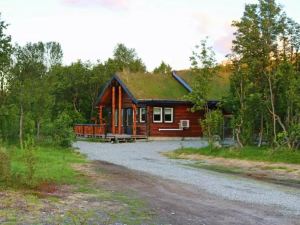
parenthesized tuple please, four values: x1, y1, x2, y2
(200, 110, 224, 145)
(8, 42, 63, 147)
(186, 39, 218, 112)
(52, 111, 75, 147)
(0, 14, 13, 97)
(0, 14, 13, 141)
(110, 43, 146, 72)
(153, 61, 172, 74)
(230, 0, 300, 149)
(186, 39, 222, 144)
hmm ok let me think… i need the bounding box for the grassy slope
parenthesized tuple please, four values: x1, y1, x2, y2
(2, 146, 87, 188)
(169, 146, 300, 164)
(175, 65, 231, 100)
(117, 72, 189, 100)
(0, 146, 154, 224)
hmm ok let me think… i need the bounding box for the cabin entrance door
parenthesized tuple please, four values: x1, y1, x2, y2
(123, 108, 133, 135)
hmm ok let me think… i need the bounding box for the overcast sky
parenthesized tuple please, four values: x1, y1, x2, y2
(1, 0, 299, 70)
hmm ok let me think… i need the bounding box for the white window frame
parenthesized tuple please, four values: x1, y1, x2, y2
(139, 108, 146, 123)
(153, 107, 163, 123)
(164, 107, 173, 123)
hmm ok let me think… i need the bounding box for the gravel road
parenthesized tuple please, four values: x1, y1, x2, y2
(74, 140, 300, 217)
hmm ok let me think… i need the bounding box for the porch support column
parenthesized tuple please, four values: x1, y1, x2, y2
(111, 86, 116, 134)
(132, 104, 137, 136)
(98, 105, 103, 126)
(118, 86, 122, 134)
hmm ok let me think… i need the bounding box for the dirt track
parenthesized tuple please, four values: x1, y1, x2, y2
(92, 161, 299, 225)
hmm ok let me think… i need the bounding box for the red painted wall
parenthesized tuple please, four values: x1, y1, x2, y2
(136, 104, 203, 137)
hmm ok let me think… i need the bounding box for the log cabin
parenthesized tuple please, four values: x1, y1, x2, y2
(74, 69, 232, 140)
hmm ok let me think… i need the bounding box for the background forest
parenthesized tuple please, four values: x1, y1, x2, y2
(0, 0, 299, 150)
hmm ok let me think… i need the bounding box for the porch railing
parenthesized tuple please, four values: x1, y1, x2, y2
(74, 124, 106, 137)
(74, 123, 148, 137)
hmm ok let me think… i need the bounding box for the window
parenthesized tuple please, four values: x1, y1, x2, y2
(153, 107, 162, 123)
(164, 108, 173, 123)
(139, 108, 146, 123)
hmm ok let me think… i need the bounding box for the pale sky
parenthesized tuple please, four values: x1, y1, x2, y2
(1, 0, 299, 70)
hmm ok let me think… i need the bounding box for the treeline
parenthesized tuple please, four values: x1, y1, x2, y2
(1, 0, 300, 150)
(183, 0, 300, 150)
(227, 0, 300, 149)
(0, 16, 159, 146)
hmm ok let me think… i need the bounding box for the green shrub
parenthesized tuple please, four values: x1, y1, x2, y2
(53, 112, 75, 147)
(200, 110, 224, 145)
(23, 137, 37, 187)
(0, 147, 11, 184)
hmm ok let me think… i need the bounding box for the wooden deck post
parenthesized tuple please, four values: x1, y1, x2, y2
(112, 86, 116, 134)
(98, 105, 103, 125)
(132, 104, 137, 136)
(118, 86, 122, 134)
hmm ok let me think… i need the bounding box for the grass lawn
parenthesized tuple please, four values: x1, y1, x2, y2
(0, 145, 87, 189)
(0, 145, 155, 224)
(167, 146, 300, 164)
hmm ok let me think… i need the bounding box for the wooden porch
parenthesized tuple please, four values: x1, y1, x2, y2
(74, 124, 147, 142)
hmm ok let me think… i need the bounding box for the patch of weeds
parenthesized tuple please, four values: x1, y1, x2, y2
(24, 194, 40, 205)
(76, 185, 98, 194)
(76, 137, 106, 143)
(93, 189, 154, 225)
(47, 196, 60, 203)
(161, 151, 182, 159)
(261, 166, 289, 171)
(65, 209, 97, 225)
(110, 193, 152, 224)
(0, 209, 18, 224)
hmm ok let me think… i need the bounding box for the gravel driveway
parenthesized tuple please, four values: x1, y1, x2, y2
(74, 140, 300, 216)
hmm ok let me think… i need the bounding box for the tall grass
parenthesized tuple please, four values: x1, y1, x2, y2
(0, 145, 87, 189)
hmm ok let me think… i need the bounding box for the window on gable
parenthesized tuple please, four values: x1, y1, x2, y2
(164, 108, 173, 123)
(153, 107, 162, 123)
(139, 108, 146, 123)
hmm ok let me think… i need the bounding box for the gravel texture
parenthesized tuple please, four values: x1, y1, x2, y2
(74, 140, 300, 215)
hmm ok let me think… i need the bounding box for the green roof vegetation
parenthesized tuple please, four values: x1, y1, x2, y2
(116, 72, 189, 100)
(115, 65, 231, 101)
(176, 65, 231, 100)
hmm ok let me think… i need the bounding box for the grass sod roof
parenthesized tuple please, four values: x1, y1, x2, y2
(175, 65, 231, 100)
(116, 72, 189, 101)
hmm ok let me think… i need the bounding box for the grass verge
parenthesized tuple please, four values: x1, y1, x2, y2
(0, 145, 87, 189)
(167, 146, 300, 164)
(187, 163, 243, 174)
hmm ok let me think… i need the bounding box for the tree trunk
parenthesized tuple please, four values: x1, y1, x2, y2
(267, 75, 277, 147)
(19, 104, 24, 149)
(235, 125, 244, 148)
(258, 114, 264, 147)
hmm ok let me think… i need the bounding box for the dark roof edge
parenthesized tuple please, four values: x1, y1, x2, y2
(95, 74, 138, 106)
(114, 74, 138, 104)
(137, 99, 191, 104)
(95, 76, 114, 105)
(172, 70, 192, 92)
